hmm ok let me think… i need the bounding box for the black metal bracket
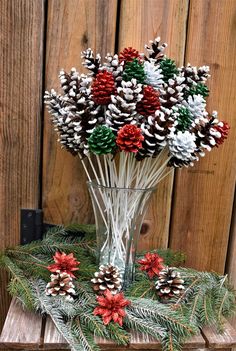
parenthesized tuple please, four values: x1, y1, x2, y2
(20, 209, 56, 245)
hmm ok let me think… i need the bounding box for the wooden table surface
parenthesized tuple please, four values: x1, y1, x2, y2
(1, 299, 236, 350)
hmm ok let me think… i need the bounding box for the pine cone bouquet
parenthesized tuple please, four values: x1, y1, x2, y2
(44, 36, 229, 288)
(45, 36, 229, 169)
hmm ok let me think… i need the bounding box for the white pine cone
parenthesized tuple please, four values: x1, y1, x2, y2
(81, 48, 101, 74)
(102, 53, 124, 82)
(144, 60, 164, 90)
(144, 37, 167, 59)
(91, 265, 122, 294)
(59, 68, 80, 97)
(182, 94, 208, 122)
(155, 267, 185, 299)
(168, 130, 197, 161)
(46, 272, 76, 301)
(138, 110, 169, 158)
(44, 86, 99, 156)
(179, 64, 210, 86)
(160, 76, 185, 108)
(106, 79, 143, 132)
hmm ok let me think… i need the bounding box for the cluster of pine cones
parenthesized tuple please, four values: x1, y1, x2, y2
(90, 263, 185, 302)
(44, 37, 229, 167)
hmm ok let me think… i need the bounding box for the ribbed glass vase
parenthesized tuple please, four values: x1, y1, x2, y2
(87, 181, 155, 287)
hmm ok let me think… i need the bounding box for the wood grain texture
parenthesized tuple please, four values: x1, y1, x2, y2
(8, 305, 206, 350)
(0, 0, 44, 331)
(0, 298, 42, 349)
(226, 187, 236, 350)
(169, 0, 236, 273)
(43, 0, 117, 225)
(44, 317, 68, 349)
(118, 0, 189, 251)
(202, 320, 236, 348)
(2, 299, 236, 350)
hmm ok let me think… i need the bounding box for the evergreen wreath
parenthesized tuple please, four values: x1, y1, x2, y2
(1, 225, 235, 351)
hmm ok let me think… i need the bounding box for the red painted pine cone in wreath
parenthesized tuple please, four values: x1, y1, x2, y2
(91, 70, 116, 105)
(137, 86, 161, 116)
(119, 47, 141, 63)
(116, 124, 144, 153)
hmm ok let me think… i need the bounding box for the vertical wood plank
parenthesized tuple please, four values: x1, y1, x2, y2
(118, 0, 189, 251)
(169, 0, 236, 273)
(0, 0, 44, 330)
(43, 0, 118, 225)
(226, 187, 236, 349)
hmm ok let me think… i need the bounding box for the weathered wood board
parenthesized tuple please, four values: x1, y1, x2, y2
(169, 0, 236, 273)
(0, 0, 44, 331)
(118, 0, 189, 251)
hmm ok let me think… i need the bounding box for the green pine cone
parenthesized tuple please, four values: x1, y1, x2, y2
(88, 126, 116, 155)
(159, 57, 178, 83)
(123, 58, 146, 84)
(187, 83, 209, 98)
(176, 107, 193, 132)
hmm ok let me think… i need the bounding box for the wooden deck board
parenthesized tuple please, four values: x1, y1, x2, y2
(43, 317, 69, 349)
(1, 299, 236, 350)
(202, 320, 236, 348)
(0, 299, 42, 350)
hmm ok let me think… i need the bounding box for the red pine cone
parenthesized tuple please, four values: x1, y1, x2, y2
(138, 252, 164, 279)
(119, 47, 141, 63)
(47, 252, 80, 278)
(137, 86, 161, 116)
(92, 70, 116, 105)
(213, 121, 229, 147)
(116, 124, 144, 153)
(93, 290, 130, 326)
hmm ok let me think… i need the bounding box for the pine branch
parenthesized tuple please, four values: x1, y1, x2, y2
(125, 310, 166, 339)
(105, 322, 130, 345)
(126, 274, 156, 299)
(77, 310, 110, 340)
(71, 319, 100, 351)
(128, 298, 198, 338)
(1, 256, 35, 310)
(34, 281, 85, 351)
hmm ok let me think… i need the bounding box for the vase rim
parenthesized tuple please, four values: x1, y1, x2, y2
(87, 180, 156, 192)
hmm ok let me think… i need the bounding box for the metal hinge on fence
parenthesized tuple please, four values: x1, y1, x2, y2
(20, 209, 55, 244)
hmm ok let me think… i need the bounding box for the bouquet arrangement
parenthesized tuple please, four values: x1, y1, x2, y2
(44, 36, 229, 190)
(44, 37, 229, 282)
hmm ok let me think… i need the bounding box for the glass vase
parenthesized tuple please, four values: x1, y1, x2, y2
(87, 181, 155, 287)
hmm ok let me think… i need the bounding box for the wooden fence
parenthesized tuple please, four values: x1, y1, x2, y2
(0, 0, 236, 332)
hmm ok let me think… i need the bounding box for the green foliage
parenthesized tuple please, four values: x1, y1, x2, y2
(0, 224, 235, 351)
(186, 83, 209, 98)
(176, 107, 193, 132)
(123, 58, 146, 84)
(159, 57, 178, 82)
